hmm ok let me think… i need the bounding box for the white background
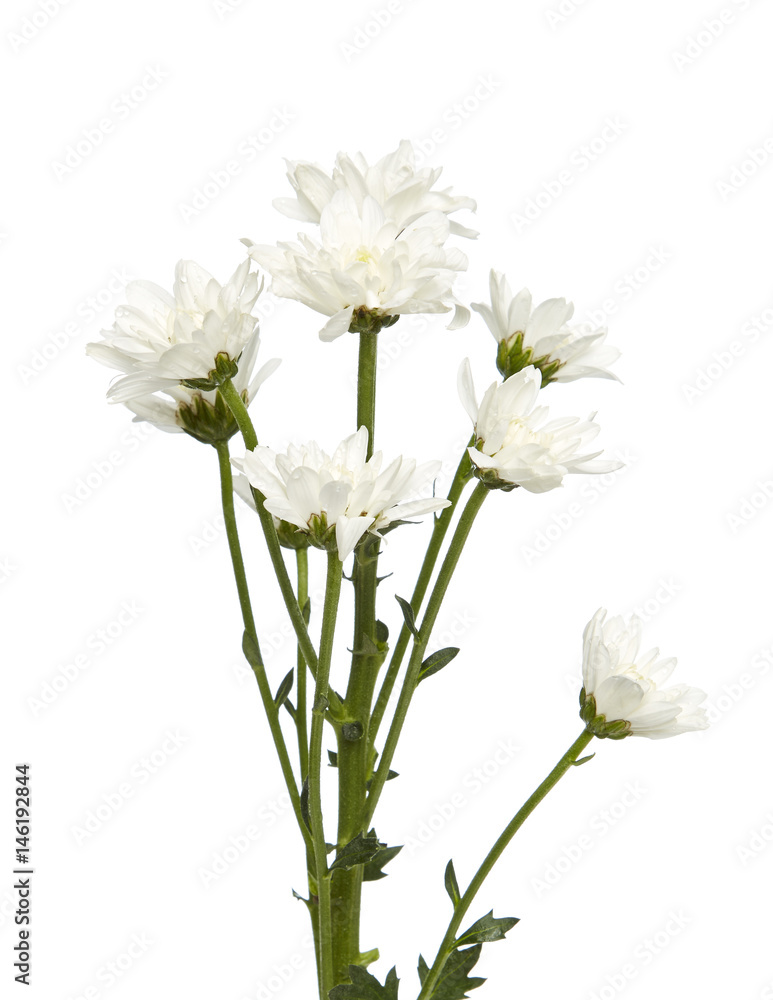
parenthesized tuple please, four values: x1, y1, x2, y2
(3, 1, 773, 998)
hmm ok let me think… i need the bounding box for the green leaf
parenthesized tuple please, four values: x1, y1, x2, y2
(572, 753, 596, 767)
(363, 844, 403, 882)
(420, 945, 485, 1000)
(454, 911, 519, 948)
(328, 750, 338, 767)
(329, 831, 382, 873)
(328, 964, 399, 1000)
(242, 631, 262, 670)
(418, 648, 460, 684)
(302, 597, 311, 625)
(375, 619, 389, 644)
(365, 769, 399, 789)
(444, 860, 461, 908)
(273, 669, 294, 707)
(395, 595, 420, 639)
(300, 777, 310, 831)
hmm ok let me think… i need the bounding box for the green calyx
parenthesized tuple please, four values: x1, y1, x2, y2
(468, 443, 519, 493)
(275, 519, 311, 551)
(579, 688, 632, 740)
(348, 307, 399, 336)
(181, 351, 241, 392)
(496, 332, 564, 386)
(176, 388, 241, 445)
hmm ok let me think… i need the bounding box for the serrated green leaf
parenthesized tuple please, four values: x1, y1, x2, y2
(328, 964, 400, 1000)
(363, 844, 403, 882)
(329, 831, 382, 872)
(454, 911, 519, 948)
(274, 669, 294, 707)
(395, 595, 420, 639)
(418, 647, 459, 684)
(425, 945, 485, 1000)
(444, 859, 461, 908)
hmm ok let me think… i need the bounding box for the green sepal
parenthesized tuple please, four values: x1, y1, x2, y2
(328, 964, 400, 1000)
(444, 859, 461, 908)
(273, 669, 294, 707)
(454, 911, 519, 948)
(181, 351, 241, 391)
(176, 388, 241, 445)
(418, 647, 460, 684)
(579, 689, 632, 740)
(329, 831, 383, 873)
(496, 331, 565, 386)
(417, 946, 485, 1000)
(395, 595, 420, 639)
(363, 844, 403, 882)
(348, 307, 400, 336)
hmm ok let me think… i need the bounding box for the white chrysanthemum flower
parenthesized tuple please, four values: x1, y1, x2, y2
(87, 259, 270, 403)
(245, 192, 469, 341)
(458, 360, 621, 493)
(471, 270, 620, 385)
(233, 427, 449, 560)
(580, 609, 709, 740)
(273, 140, 477, 238)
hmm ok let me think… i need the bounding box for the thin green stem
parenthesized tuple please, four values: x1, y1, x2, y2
(219, 379, 342, 716)
(296, 547, 310, 781)
(364, 481, 489, 829)
(215, 440, 312, 853)
(369, 445, 473, 747)
(308, 552, 343, 998)
(417, 730, 596, 1000)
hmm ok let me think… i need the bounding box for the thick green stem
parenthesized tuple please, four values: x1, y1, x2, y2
(369, 445, 472, 747)
(329, 332, 381, 984)
(365, 482, 489, 828)
(356, 331, 378, 459)
(309, 552, 343, 998)
(215, 441, 311, 852)
(417, 730, 596, 1000)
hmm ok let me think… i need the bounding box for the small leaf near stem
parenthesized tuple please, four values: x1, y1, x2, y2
(416, 729, 595, 1000)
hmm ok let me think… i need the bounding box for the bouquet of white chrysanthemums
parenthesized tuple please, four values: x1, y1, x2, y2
(87, 142, 708, 1000)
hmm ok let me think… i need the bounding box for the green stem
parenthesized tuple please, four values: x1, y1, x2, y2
(219, 379, 342, 716)
(215, 440, 312, 853)
(417, 730, 596, 1000)
(329, 331, 381, 983)
(364, 481, 489, 829)
(356, 331, 378, 459)
(369, 445, 472, 747)
(309, 552, 343, 998)
(296, 547, 310, 781)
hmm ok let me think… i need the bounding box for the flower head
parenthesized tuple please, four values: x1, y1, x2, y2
(273, 140, 477, 237)
(580, 609, 709, 740)
(471, 271, 620, 385)
(87, 260, 279, 440)
(233, 427, 449, 560)
(458, 360, 621, 493)
(245, 191, 469, 341)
